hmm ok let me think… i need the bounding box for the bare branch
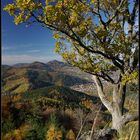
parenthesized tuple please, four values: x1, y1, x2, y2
(130, 0, 138, 25)
(106, 0, 127, 25)
(122, 113, 139, 124)
(76, 111, 90, 140)
(101, 71, 115, 84)
(97, 0, 106, 27)
(30, 4, 125, 72)
(92, 75, 113, 113)
(90, 104, 102, 139)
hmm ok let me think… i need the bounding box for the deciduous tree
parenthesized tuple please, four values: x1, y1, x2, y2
(4, 0, 139, 133)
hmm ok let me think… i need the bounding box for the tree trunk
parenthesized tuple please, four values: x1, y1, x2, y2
(111, 83, 124, 133)
(92, 75, 138, 134)
(112, 112, 139, 133)
(112, 112, 123, 133)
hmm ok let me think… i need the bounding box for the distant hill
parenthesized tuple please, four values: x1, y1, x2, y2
(46, 60, 93, 81)
(13, 61, 54, 71)
(27, 61, 54, 71)
(13, 63, 29, 67)
(2, 61, 93, 94)
(46, 60, 71, 69)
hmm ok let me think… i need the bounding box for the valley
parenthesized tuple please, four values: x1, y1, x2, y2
(1, 60, 138, 140)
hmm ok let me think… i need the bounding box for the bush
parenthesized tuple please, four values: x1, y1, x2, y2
(66, 129, 76, 140)
(45, 113, 68, 140)
(2, 116, 15, 136)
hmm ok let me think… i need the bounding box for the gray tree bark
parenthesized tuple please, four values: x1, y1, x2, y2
(92, 75, 138, 134)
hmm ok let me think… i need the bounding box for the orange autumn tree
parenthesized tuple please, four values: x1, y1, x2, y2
(4, 0, 139, 133)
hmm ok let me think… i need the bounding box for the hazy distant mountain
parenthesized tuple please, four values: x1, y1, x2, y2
(13, 63, 29, 67)
(13, 61, 54, 71)
(46, 60, 71, 69)
(28, 61, 54, 71)
(2, 60, 93, 94)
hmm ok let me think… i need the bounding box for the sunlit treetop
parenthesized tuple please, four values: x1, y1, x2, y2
(4, 0, 139, 85)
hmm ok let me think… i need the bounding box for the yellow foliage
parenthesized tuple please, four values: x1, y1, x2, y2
(4, 0, 41, 25)
(3, 132, 14, 140)
(119, 121, 138, 140)
(3, 4, 16, 16)
(79, 47, 85, 55)
(13, 95, 22, 102)
(46, 125, 62, 140)
(55, 130, 62, 140)
(66, 129, 76, 140)
(62, 53, 69, 60)
(3, 125, 29, 140)
(69, 11, 79, 26)
(14, 13, 24, 25)
(122, 71, 138, 85)
(46, 126, 55, 140)
(91, 0, 97, 3)
(13, 83, 29, 94)
(81, 99, 93, 109)
(53, 33, 60, 39)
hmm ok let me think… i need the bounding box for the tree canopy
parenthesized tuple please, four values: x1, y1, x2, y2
(4, 0, 139, 85)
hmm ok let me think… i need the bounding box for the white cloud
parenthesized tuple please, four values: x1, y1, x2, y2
(2, 43, 54, 52)
(2, 44, 33, 50)
(27, 50, 40, 53)
(2, 54, 62, 65)
(2, 47, 10, 51)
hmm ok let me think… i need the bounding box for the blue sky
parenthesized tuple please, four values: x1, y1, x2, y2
(2, 0, 137, 65)
(2, 0, 62, 65)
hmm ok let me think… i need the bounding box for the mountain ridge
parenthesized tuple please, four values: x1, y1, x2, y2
(2, 60, 93, 94)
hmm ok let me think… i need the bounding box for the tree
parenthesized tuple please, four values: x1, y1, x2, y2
(4, 0, 139, 133)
